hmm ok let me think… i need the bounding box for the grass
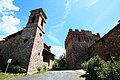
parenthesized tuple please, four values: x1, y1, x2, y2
(34, 69, 49, 75)
(0, 70, 49, 80)
(0, 72, 26, 80)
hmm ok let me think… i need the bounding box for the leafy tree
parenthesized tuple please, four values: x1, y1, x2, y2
(54, 53, 66, 67)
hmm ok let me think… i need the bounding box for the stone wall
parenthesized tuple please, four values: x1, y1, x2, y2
(89, 23, 120, 60)
(0, 8, 54, 74)
(0, 32, 22, 69)
(65, 29, 100, 69)
(27, 25, 44, 74)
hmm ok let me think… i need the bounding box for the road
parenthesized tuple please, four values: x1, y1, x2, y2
(14, 70, 86, 80)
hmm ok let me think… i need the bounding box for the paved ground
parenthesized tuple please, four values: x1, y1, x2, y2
(14, 70, 86, 80)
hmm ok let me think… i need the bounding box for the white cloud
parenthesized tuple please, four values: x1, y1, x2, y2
(87, 0, 99, 7)
(62, 0, 71, 19)
(0, 15, 20, 34)
(51, 46, 66, 59)
(0, 0, 20, 39)
(0, 0, 19, 15)
(46, 34, 60, 44)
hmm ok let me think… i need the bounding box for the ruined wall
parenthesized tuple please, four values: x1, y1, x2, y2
(89, 23, 120, 60)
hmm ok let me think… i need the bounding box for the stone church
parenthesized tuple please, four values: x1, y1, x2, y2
(65, 21, 120, 69)
(0, 8, 54, 74)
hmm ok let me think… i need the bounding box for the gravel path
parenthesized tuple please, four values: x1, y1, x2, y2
(14, 70, 85, 80)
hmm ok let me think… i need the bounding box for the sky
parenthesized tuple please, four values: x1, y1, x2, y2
(0, 0, 120, 58)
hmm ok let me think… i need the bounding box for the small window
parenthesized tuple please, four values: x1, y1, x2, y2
(38, 53, 40, 55)
(41, 19, 44, 26)
(78, 37, 80, 42)
(31, 15, 36, 23)
(40, 33, 42, 37)
(24, 39, 28, 43)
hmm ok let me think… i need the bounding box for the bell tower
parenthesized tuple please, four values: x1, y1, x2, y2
(26, 8, 47, 33)
(14, 8, 48, 74)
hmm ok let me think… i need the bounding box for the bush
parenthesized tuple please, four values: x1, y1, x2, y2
(20, 68, 27, 73)
(7, 65, 26, 73)
(81, 55, 120, 80)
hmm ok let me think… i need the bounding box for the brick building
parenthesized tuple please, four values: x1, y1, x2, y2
(65, 29, 100, 69)
(65, 22, 120, 69)
(0, 8, 54, 74)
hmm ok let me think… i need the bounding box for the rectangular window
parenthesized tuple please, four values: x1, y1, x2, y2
(78, 37, 80, 42)
(41, 19, 44, 26)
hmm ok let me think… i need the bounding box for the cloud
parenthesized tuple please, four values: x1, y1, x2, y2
(0, 15, 20, 34)
(62, 0, 71, 19)
(88, 0, 99, 7)
(51, 46, 66, 59)
(0, 0, 20, 39)
(46, 34, 60, 44)
(0, 0, 19, 15)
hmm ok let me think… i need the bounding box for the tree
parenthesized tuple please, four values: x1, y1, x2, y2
(54, 53, 66, 67)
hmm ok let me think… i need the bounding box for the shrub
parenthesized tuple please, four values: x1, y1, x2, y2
(98, 61, 120, 80)
(20, 68, 27, 73)
(7, 65, 26, 73)
(81, 55, 120, 80)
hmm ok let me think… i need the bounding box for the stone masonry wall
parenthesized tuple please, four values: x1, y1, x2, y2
(65, 29, 100, 69)
(89, 23, 120, 60)
(13, 26, 37, 69)
(27, 25, 44, 74)
(0, 33, 22, 69)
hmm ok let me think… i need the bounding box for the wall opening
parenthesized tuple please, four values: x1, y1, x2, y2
(38, 53, 40, 55)
(31, 15, 36, 23)
(24, 39, 28, 43)
(41, 19, 44, 26)
(40, 33, 42, 37)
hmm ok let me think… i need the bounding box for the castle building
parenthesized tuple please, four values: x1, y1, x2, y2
(65, 22, 120, 69)
(65, 29, 100, 69)
(0, 8, 54, 74)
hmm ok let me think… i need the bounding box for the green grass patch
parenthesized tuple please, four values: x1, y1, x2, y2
(34, 69, 49, 75)
(0, 72, 26, 80)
